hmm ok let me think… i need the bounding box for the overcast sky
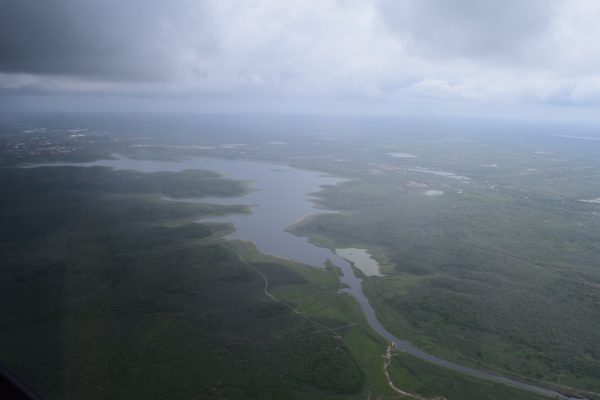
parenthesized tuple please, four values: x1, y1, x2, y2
(2, 0, 600, 121)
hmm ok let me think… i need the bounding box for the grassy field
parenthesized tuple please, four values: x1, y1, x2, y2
(388, 351, 548, 400)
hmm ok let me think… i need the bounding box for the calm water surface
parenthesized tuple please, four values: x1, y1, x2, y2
(31, 155, 578, 399)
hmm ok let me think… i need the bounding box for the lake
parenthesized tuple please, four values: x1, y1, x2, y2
(28, 154, 577, 400)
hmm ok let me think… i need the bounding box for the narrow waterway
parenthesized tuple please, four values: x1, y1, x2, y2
(30, 155, 581, 400)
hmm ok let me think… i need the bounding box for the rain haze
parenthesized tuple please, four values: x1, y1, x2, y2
(1, 0, 600, 121)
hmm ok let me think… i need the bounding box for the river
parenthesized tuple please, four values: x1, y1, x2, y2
(30, 154, 581, 400)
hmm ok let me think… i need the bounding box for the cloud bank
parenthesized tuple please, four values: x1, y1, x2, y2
(2, 0, 600, 117)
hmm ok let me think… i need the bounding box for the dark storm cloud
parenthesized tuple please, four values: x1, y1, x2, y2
(1, 0, 600, 117)
(378, 0, 556, 61)
(0, 0, 209, 81)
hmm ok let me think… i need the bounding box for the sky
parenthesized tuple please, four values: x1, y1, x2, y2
(2, 0, 600, 121)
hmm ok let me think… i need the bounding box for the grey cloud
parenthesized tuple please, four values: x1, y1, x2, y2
(0, 0, 211, 81)
(1, 0, 600, 118)
(377, 0, 556, 61)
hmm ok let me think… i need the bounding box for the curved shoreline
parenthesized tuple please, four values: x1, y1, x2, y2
(28, 155, 588, 400)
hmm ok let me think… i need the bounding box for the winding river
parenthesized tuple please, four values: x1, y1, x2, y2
(33, 155, 580, 400)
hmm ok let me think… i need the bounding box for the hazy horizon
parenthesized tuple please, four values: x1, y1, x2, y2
(2, 0, 600, 123)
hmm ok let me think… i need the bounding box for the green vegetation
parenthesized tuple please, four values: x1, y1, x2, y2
(0, 165, 368, 399)
(388, 351, 548, 400)
(4, 114, 599, 399)
(0, 162, 552, 400)
(290, 153, 600, 398)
